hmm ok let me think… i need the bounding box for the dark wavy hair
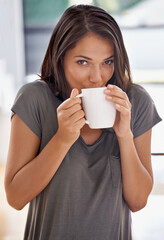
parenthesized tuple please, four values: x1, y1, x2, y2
(41, 4, 132, 100)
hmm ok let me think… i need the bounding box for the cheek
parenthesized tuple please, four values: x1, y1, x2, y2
(64, 65, 89, 89)
(66, 67, 88, 82)
(103, 66, 114, 80)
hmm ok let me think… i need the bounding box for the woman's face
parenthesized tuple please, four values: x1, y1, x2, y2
(64, 32, 114, 91)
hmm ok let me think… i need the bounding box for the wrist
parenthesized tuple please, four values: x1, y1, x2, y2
(55, 130, 76, 148)
(117, 131, 134, 143)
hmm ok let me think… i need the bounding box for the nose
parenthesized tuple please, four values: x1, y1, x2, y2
(89, 65, 102, 84)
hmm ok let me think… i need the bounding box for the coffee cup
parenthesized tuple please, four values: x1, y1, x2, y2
(77, 87, 116, 129)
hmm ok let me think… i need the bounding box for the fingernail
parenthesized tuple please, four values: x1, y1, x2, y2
(116, 104, 120, 108)
(106, 96, 112, 100)
(105, 89, 110, 94)
(108, 85, 113, 89)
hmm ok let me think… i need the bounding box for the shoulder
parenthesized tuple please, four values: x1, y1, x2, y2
(15, 80, 61, 106)
(129, 84, 152, 102)
(128, 84, 154, 110)
(11, 81, 61, 138)
(17, 80, 50, 97)
(12, 80, 62, 120)
(128, 84, 162, 138)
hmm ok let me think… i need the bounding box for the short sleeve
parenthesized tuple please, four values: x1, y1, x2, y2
(130, 85, 162, 138)
(11, 82, 42, 138)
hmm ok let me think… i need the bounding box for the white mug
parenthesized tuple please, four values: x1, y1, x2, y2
(77, 87, 116, 129)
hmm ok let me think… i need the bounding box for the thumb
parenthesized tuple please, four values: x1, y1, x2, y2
(70, 88, 79, 98)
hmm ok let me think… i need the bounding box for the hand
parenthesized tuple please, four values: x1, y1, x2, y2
(104, 84, 132, 139)
(56, 89, 85, 145)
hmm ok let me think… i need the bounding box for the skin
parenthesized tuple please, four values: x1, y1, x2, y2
(5, 32, 153, 212)
(62, 32, 115, 144)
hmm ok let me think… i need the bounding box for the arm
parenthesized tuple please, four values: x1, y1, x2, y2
(117, 129, 153, 212)
(105, 85, 153, 212)
(5, 89, 85, 210)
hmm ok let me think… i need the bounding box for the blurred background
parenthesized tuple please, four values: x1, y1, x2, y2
(0, 0, 164, 239)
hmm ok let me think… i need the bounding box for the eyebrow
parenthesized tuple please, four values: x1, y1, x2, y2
(74, 55, 114, 60)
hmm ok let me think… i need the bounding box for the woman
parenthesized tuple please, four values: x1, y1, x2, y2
(5, 4, 161, 240)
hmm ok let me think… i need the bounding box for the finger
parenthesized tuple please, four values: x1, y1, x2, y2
(73, 118, 86, 131)
(71, 109, 85, 123)
(106, 85, 128, 100)
(70, 88, 79, 98)
(105, 95, 130, 109)
(61, 110, 85, 132)
(58, 97, 81, 110)
(59, 88, 80, 110)
(105, 85, 131, 106)
(107, 84, 121, 92)
(61, 103, 83, 119)
(115, 104, 131, 117)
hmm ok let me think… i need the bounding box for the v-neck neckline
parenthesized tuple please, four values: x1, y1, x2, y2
(78, 130, 106, 148)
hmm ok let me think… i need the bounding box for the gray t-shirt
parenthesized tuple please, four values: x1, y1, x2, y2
(11, 81, 161, 240)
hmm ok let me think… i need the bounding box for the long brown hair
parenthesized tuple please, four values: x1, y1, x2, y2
(41, 4, 132, 100)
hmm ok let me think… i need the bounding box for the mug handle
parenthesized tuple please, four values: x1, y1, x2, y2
(76, 93, 84, 98)
(76, 93, 89, 125)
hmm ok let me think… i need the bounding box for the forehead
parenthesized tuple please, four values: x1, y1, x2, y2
(66, 32, 114, 58)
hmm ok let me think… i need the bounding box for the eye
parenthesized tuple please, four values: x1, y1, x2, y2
(77, 60, 88, 65)
(104, 60, 114, 65)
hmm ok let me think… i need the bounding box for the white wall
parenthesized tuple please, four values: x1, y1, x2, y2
(0, 0, 25, 113)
